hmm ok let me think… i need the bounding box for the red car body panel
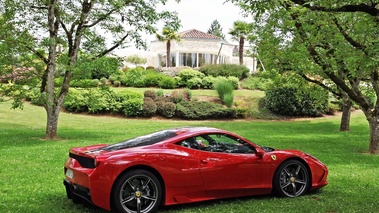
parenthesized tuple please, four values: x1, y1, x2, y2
(64, 127, 328, 211)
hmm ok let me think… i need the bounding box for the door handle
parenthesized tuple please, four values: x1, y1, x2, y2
(201, 159, 208, 164)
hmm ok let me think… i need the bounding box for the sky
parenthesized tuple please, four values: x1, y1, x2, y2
(154, 0, 249, 43)
(120, 0, 250, 53)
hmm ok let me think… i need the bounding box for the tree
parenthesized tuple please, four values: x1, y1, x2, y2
(156, 25, 181, 67)
(0, 0, 180, 139)
(125, 54, 147, 67)
(228, 21, 254, 65)
(207, 19, 225, 39)
(228, 0, 379, 154)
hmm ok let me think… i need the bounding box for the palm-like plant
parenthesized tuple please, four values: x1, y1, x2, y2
(156, 27, 181, 67)
(228, 21, 253, 65)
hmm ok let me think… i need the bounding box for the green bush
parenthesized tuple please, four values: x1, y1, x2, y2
(113, 80, 121, 87)
(122, 98, 143, 117)
(178, 69, 205, 81)
(159, 76, 176, 89)
(63, 88, 89, 112)
(27, 87, 45, 106)
(227, 76, 239, 89)
(171, 89, 191, 103)
(176, 100, 242, 120)
(223, 93, 234, 108)
(186, 77, 203, 89)
(214, 80, 234, 100)
(265, 86, 328, 116)
(142, 97, 157, 117)
(100, 77, 107, 85)
(161, 102, 176, 118)
(241, 74, 271, 91)
(199, 64, 249, 79)
(202, 76, 216, 89)
(144, 90, 157, 100)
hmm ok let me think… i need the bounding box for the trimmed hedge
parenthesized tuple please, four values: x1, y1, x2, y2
(265, 86, 328, 117)
(175, 100, 243, 120)
(199, 64, 249, 79)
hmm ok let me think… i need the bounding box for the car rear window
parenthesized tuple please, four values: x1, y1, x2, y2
(98, 130, 177, 151)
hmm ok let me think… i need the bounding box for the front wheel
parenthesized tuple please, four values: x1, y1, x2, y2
(112, 169, 162, 213)
(273, 160, 310, 197)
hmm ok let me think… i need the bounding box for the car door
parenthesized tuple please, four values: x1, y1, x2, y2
(194, 134, 271, 194)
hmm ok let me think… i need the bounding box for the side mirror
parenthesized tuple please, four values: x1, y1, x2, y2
(255, 149, 264, 159)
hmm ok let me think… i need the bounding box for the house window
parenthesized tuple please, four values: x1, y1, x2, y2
(179, 53, 197, 68)
(159, 53, 176, 67)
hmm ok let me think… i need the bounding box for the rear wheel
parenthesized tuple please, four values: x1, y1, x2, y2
(273, 160, 310, 197)
(113, 170, 162, 213)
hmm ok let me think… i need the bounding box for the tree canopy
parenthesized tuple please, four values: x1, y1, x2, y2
(0, 0, 180, 139)
(228, 0, 379, 153)
(207, 19, 225, 39)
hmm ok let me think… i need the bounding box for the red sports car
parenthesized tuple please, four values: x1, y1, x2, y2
(63, 127, 328, 213)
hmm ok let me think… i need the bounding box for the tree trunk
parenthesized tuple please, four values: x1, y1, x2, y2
(239, 36, 244, 65)
(166, 40, 171, 67)
(340, 96, 352, 131)
(45, 105, 61, 139)
(368, 117, 379, 154)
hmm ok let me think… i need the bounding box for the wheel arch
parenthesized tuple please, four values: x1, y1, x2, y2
(110, 165, 166, 209)
(273, 157, 312, 192)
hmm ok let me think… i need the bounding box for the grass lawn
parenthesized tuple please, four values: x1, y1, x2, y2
(1, 101, 379, 212)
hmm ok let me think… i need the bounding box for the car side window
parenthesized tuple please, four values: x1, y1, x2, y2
(181, 134, 255, 154)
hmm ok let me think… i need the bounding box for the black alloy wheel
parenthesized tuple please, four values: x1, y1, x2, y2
(113, 170, 162, 213)
(273, 160, 310, 197)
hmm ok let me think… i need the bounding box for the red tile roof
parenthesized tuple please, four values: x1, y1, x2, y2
(179, 29, 222, 40)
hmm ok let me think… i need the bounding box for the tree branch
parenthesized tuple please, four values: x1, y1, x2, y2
(83, 8, 118, 28)
(94, 33, 129, 59)
(290, 1, 379, 16)
(332, 17, 368, 55)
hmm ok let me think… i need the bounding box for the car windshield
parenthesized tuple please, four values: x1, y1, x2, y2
(98, 130, 177, 151)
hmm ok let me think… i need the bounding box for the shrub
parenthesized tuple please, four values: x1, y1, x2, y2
(63, 88, 89, 112)
(176, 100, 242, 120)
(223, 93, 234, 108)
(214, 80, 234, 100)
(241, 74, 271, 91)
(142, 97, 157, 117)
(87, 88, 112, 113)
(171, 89, 191, 103)
(178, 69, 205, 86)
(122, 98, 143, 117)
(186, 77, 203, 89)
(113, 80, 121, 87)
(144, 90, 157, 100)
(156, 89, 164, 97)
(161, 102, 176, 118)
(202, 76, 216, 89)
(100, 77, 107, 85)
(265, 86, 328, 116)
(199, 64, 249, 79)
(159, 76, 176, 89)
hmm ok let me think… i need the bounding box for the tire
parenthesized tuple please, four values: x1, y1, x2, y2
(273, 160, 310, 198)
(112, 169, 162, 213)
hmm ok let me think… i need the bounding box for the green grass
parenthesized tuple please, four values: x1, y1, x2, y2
(1, 102, 379, 213)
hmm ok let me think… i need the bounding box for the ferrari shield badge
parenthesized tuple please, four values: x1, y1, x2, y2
(271, 155, 277, 161)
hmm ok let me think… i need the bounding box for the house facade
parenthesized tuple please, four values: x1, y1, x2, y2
(125, 29, 257, 72)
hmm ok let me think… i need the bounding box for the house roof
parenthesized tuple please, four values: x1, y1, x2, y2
(179, 29, 222, 40)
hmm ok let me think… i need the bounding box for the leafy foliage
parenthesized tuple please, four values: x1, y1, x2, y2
(207, 19, 225, 39)
(199, 64, 249, 79)
(176, 100, 243, 120)
(125, 55, 147, 66)
(265, 86, 328, 117)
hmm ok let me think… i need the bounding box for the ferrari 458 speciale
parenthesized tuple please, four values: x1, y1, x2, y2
(64, 127, 328, 213)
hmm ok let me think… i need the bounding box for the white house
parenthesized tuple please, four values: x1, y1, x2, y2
(124, 29, 257, 72)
